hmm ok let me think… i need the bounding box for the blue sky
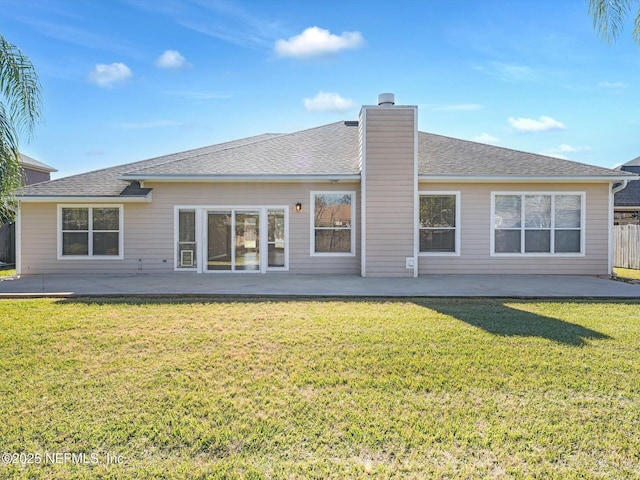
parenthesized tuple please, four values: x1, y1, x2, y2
(2, 0, 639, 178)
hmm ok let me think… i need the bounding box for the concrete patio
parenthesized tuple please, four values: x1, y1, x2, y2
(1, 272, 639, 298)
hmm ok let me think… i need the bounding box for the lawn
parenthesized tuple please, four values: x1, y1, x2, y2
(614, 267, 640, 281)
(0, 298, 639, 479)
(0, 268, 16, 277)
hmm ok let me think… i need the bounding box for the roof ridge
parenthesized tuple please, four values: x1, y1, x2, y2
(123, 122, 349, 176)
(418, 131, 619, 173)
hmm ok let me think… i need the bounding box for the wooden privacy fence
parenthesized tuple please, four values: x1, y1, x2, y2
(614, 224, 640, 270)
(0, 223, 16, 265)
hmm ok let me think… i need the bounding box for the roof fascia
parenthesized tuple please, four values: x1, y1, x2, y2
(419, 174, 639, 183)
(21, 165, 58, 173)
(118, 174, 362, 183)
(16, 194, 153, 203)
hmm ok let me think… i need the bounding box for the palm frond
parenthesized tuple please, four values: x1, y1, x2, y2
(0, 34, 40, 216)
(588, 0, 635, 43)
(0, 34, 42, 138)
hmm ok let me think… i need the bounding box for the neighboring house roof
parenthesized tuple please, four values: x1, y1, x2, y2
(19, 153, 57, 173)
(614, 157, 640, 207)
(620, 156, 640, 168)
(17, 121, 635, 200)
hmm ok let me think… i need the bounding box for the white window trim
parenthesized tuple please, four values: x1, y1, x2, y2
(173, 205, 289, 273)
(490, 192, 586, 257)
(418, 191, 461, 256)
(310, 191, 357, 257)
(57, 204, 124, 260)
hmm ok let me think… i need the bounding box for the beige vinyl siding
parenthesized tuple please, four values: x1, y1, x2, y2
(417, 182, 611, 275)
(362, 106, 416, 277)
(19, 182, 361, 275)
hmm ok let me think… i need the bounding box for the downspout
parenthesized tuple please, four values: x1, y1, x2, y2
(609, 180, 629, 275)
(15, 200, 21, 276)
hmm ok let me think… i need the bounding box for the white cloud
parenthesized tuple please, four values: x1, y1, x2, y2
(597, 81, 627, 89)
(545, 144, 592, 158)
(508, 115, 566, 133)
(87, 62, 132, 88)
(433, 104, 483, 112)
(164, 91, 233, 101)
(552, 144, 592, 153)
(116, 120, 179, 129)
(304, 91, 356, 112)
(155, 50, 191, 70)
(85, 149, 104, 156)
(474, 62, 538, 83)
(549, 143, 591, 159)
(275, 26, 364, 58)
(474, 133, 500, 143)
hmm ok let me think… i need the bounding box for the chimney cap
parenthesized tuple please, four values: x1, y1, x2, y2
(378, 93, 395, 106)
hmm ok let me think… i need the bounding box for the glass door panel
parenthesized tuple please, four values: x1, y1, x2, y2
(234, 211, 260, 271)
(207, 212, 232, 270)
(268, 209, 285, 268)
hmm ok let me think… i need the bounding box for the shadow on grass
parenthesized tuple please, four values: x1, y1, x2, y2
(52, 296, 617, 347)
(414, 299, 611, 347)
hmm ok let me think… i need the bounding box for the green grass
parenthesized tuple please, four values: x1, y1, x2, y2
(0, 268, 16, 277)
(1, 298, 639, 479)
(614, 267, 640, 281)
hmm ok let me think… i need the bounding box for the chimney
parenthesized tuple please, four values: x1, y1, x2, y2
(377, 92, 395, 106)
(359, 93, 418, 278)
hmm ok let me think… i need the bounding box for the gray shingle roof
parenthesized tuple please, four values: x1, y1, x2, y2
(123, 122, 360, 177)
(18, 133, 280, 197)
(418, 132, 625, 177)
(614, 161, 640, 207)
(19, 121, 633, 198)
(621, 156, 640, 167)
(614, 179, 640, 207)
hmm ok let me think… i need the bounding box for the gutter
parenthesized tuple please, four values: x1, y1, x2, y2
(118, 174, 362, 183)
(419, 174, 638, 183)
(15, 194, 153, 203)
(612, 179, 628, 194)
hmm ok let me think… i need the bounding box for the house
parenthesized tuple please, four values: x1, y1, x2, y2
(18, 153, 58, 185)
(614, 156, 640, 225)
(15, 94, 638, 277)
(0, 154, 56, 264)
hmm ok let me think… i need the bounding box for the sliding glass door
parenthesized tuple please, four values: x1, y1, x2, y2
(207, 211, 232, 270)
(178, 206, 287, 273)
(234, 211, 260, 271)
(205, 209, 269, 272)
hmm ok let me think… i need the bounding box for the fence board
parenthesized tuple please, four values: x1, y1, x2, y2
(614, 224, 640, 269)
(0, 223, 16, 264)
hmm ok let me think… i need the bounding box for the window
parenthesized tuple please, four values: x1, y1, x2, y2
(419, 193, 459, 254)
(493, 193, 583, 255)
(59, 205, 122, 258)
(312, 192, 355, 255)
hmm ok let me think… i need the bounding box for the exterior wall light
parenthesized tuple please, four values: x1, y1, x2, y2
(295, 202, 302, 213)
